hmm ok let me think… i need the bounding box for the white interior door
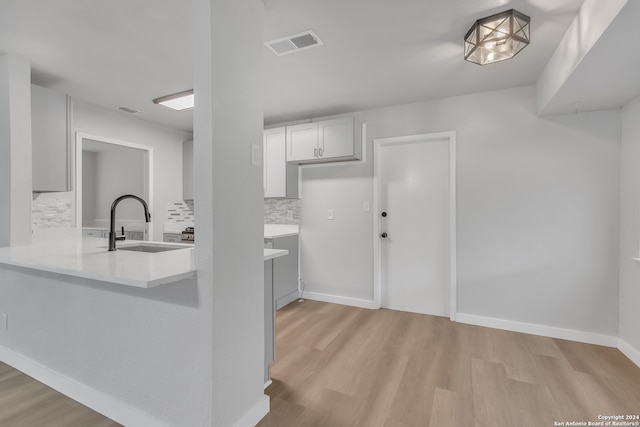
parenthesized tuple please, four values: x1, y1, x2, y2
(377, 135, 452, 316)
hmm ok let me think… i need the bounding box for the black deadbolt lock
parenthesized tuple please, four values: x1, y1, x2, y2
(381, 212, 387, 217)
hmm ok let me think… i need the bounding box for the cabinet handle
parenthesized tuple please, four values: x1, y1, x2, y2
(318, 148, 323, 157)
(314, 148, 318, 157)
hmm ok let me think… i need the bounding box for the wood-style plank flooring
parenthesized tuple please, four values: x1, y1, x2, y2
(0, 362, 120, 427)
(258, 300, 640, 427)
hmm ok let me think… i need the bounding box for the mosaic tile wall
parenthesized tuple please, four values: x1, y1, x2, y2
(264, 198, 301, 224)
(32, 192, 74, 228)
(166, 200, 195, 222)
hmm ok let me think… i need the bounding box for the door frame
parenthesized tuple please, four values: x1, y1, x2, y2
(373, 131, 457, 320)
(74, 132, 155, 241)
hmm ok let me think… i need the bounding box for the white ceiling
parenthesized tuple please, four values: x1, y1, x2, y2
(0, 0, 586, 132)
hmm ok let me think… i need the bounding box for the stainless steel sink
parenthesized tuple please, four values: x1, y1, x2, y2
(115, 243, 190, 253)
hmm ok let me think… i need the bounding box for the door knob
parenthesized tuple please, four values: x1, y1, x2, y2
(381, 212, 387, 217)
(380, 232, 388, 238)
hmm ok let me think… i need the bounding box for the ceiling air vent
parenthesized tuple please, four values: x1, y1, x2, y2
(265, 30, 323, 56)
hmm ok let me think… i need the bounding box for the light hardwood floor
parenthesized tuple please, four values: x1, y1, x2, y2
(0, 362, 120, 427)
(258, 300, 640, 427)
(1, 301, 638, 426)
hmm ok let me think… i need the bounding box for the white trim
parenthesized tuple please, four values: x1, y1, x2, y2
(303, 291, 378, 310)
(232, 395, 270, 427)
(373, 131, 457, 320)
(276, 290, 300, 310)
(0, 345, 170, 427)
(75, 132, 155, 241)
(263, 380, 273, 390)
(456, 313, 618, 347)
(618, 338, 640, 368)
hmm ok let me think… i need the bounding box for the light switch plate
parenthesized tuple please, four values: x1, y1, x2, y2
(363, 201, 370, 212)
(327, 209, 334, 220)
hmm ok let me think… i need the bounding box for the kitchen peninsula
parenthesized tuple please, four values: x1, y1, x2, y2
(0, 228, 288, 288)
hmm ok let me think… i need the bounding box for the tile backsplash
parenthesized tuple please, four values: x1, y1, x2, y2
(32, 192, 75, 229)
(167, 200, 194, 222)
(264, 198, 300, 224)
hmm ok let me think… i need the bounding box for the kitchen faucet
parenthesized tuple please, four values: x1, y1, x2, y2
(108, 195, 151, 251)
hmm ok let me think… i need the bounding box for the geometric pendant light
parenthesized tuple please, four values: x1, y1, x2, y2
(464, 9, 531, 65)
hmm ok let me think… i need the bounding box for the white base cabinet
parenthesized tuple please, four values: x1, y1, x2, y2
(264, 235, 299, 310)
(82, 229, 145, 240)
(264, 259, 275, 384)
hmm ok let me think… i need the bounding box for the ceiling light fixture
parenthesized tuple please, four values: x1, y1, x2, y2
(464, 9, 530, 65)
(152, 89, 194, 112)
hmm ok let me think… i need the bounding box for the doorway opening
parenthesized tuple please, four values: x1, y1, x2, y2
(75, 132, 154, 241)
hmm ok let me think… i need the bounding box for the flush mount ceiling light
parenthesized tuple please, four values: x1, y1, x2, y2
(152, 89, 194, 112)
(464, 9, 530, 65)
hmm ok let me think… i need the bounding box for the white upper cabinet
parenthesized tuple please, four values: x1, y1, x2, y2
(31, 84, 71, 192)
(183, 140, 194, 200)
(286, 123, 318, 162)
(286, 116, 361, 164)
(264, 127, 298, 198)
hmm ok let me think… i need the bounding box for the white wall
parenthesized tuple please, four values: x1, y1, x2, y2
(91, 146, 145, 222)
(73, 102, 191, 237)
(193, 0, 267, 425)
(619, 95, 640, 361)
(536, 0, 628, 114)
(300, 85, 621, 338)
(0, 270, 211, 426)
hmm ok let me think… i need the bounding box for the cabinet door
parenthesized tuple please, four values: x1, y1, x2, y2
(31, 85, 71, 192)
(263, 128, 287, 197)
(318, 116, 354, 160)
(82, 229, 103, 238)
(183, 140, 194, 200)
(129, 231, 144, 241)
(163, 233, 182, 243)
(286, 122, 318, 162)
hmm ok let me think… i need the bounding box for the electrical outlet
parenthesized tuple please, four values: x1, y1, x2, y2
(286, 210, 294, 221)
(327, 209, 334, 220)
(1, 313, 7, 332)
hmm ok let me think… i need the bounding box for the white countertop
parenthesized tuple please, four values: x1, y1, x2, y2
(264, 224, 299, 239)
(0, 229, 289, 288)
(264, 248, 288, 261)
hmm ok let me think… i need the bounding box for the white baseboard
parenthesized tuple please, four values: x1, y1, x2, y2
(233, 394, 270, 427)
(302, 291, 378, 309)
(276, 290, 300, 310)
(618, 338, 640, 368)
(456, 313, 618, 347)
(0, 345, 169, 427)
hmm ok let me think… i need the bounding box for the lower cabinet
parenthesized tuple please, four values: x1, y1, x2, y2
(82, 228, 145, 240)
(129, 231, 144, 241)
(163, 233, 183, 243)
(264, 259, 275, 384)
(264, 235, 299, 310)
(82, 229, 103, 238)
